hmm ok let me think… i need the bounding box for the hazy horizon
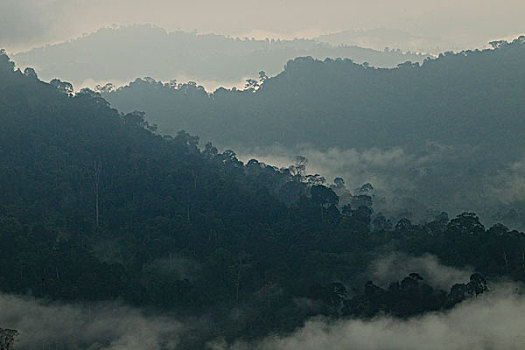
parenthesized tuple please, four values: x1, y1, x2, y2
(1, 0, 524, 53)
(1, 2, 525, 348)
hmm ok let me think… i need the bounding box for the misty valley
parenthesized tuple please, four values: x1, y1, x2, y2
(1, 26, 525, 350)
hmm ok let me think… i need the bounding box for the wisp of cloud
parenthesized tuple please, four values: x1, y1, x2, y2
(228, 283, 525, 350)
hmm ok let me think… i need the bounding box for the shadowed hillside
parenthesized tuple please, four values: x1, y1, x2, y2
(102, 37, 525, 228)
(2, 49, 525, 348)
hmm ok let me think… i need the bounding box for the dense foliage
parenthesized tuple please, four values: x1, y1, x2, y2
(105, 37, 525, 154)
(103, 37, 525, 229)
(1, 51, 525, 347)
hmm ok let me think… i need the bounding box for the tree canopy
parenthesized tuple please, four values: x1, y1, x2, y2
(1, 51, 525, 348)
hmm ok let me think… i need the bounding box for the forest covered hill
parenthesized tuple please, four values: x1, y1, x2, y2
(102, 37, 525, 229)
(12, 25, 427, 88)
(1, 50, 525, 348)
(104, 36, 525, 154)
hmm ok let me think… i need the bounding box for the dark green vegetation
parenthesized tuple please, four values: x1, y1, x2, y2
(1, 51, 525, 348)
(104, 36, 525, 153)
(103, 37, 525, 230)
(319, 272, 488, 319)
(13, 24, 426, 88)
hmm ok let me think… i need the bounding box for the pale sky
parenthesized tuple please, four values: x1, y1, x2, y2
(1, 0, 524, 52)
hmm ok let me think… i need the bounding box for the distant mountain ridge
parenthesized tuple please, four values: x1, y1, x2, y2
(102, 37, 525, 228)
(12, 24, 427, 88)
(2, 45, 525, 350)
(105, 37, 525, 154)
(315, 28, 476, 54)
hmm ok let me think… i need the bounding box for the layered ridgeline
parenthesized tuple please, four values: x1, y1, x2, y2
(103, 37, 525, 154)
(1, 52, 525, 349)
(12, 24, 426, 88)
(101, 37, 525, 228)
(315, 28, 490, 54)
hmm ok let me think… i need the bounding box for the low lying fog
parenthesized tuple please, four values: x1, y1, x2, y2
(237, 145, 525, 228)
(1, 254, 521, 350)
(226, 283, 525, 349)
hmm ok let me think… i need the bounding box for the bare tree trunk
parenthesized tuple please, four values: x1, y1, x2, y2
(236, 256, 242, 304)
(93, 161, 102, 227)
(0, 328, 18, 350)
(192, 171, 198, 191)
(95, 192, 99, 227)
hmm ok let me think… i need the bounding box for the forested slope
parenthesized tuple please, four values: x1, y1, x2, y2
(102, 37, 525, 229)
(1, 51, 525, 348)
(105, 37, 525, 155)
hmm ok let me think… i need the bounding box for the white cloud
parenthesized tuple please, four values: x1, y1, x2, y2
(369, 253, 472, 290)
(229, 283, 525, 350)
(0, 294, 183, 349)
(489, 157, 525, 203)
(1, 0, 524, 52)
